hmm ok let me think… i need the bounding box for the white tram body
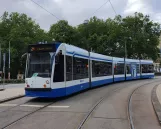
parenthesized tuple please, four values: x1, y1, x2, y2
(25, 43, 154, 98)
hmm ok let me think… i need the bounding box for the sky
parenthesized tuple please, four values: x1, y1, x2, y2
(0, 0, 160, 31)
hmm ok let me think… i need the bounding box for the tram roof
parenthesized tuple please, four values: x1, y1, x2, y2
(140, 60, 153, 64)
(90, 52, 112, 62)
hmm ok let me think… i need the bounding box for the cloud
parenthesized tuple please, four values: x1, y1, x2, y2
(123, 0, 161, 24)
(0, 0, 160, 31)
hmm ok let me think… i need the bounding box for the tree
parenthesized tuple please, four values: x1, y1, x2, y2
(49, 20, 77, 44)
(120, 12, 160, 60)
(0, 12, 49, 78)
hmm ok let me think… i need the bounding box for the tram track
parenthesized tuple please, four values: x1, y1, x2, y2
(1, 99, 58, 129)
(77, 79, 161, 129)
(0, 97, 36, 113)
(127, 81, 161, 129)
(1, 78, 160, 129)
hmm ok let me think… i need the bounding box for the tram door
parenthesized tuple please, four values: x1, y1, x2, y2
(131, 64, 137, 79)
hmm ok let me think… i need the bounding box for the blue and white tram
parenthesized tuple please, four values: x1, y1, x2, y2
(125, 59, 140, 80)
(140, 60, 155, 78)
(25, 43, 154, 98)
(90, 52, 113, 87)
(113, 57, 125, 82)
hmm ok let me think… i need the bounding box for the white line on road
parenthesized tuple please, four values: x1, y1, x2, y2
(0, 103, 70, 108)
(0, 104, 18, 107)
(21, 104, 70, 108)
(48, 106, 70, 108)
(20, 104, 44, 107)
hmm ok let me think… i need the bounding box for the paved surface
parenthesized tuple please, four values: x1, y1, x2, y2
(82, 80, 161, 129)
(0, 84, 25, 102)
(131, 81, 161, 129)
(156, 84, 161, 105)
(0, 79, 160, 129)
(0, 83, 25, 89)
(152, 84, 161, 123)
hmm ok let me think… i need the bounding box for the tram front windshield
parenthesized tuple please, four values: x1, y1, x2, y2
(26, 52, 52, 78)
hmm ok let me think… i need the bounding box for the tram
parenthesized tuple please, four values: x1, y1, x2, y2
(25, 43, 154, 98)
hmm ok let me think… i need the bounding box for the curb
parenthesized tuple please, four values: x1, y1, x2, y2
(0, 95, 25, 104)
(151, 84, 161, 123)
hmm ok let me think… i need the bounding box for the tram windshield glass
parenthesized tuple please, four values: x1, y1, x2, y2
(26, 52, 52, 78)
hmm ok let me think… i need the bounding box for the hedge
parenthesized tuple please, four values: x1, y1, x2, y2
(0, 79, 25, 84)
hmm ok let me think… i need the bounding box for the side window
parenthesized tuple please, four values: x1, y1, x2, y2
(92, 60, 112, 77)
(53, 54, 64, 82)
(73, 57, 88, 80)
(92, 61, 101, 77)
(137, 64, 140, 73)
(142, 64, 154, 73)
(126, 64, 131, 74)
(142, 64, 148, 73)
(115, 63, 124, 75)
(148, 64, 154, 73)
(66, 56, 72, 81)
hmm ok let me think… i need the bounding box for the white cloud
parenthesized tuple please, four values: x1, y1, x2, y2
(0, 0, 160, 31)
(124, 0, 151, 15)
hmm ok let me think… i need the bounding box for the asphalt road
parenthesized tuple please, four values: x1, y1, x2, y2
(0, 83, 24, 89)
(0, 79, 160, 129)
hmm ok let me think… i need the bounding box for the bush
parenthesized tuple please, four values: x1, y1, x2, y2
(0, 79, 25, 84)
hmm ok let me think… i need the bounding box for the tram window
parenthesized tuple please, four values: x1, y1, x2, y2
(53, 54, 64, 82)
(66, 56, 72, 81)
(137, 64, 140, 73)
(114, 63, 124, 75)
(141, 64, 154, 73)
(92, 60, 112, 77)
(73, 57, 88, 80)
(126, 64, 131, 74)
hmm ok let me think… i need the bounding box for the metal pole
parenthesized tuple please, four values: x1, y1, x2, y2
(0, 43, 1, 70)
(3, 53, 5, 89)
(8, 41, 10, 80)
(124, 39, 127, 80)
(125, 39, 127, 58)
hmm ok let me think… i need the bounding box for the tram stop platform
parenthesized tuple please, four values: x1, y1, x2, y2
(0, 84, 25, 103)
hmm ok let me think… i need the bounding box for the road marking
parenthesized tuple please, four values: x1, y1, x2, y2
(48, 106, 70, 108)
(20, 105, 70, 108)
(0, 104, 70, 108)
(20, 104, 44, 107)
(0, 104, 18, 107)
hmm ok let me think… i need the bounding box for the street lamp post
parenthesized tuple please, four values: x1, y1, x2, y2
(124, 36, 132, 79)
(8, 41, 10, 80)
(83, 20, 89, 51)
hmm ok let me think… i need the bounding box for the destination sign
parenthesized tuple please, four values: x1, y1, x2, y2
(28, 44, 55, 52)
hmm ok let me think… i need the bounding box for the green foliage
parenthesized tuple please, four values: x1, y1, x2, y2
(49, 20, 77, 44)
(0, 11, 160, 78)
(0, 12, 51, 78)
(0, 79, 25, 84)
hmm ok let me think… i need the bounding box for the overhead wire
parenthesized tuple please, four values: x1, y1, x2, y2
(30, 0, 61, 21)
(87, 0, 109, 19)
(87, 0, 117, 19)
(109, 0, 117, 15)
